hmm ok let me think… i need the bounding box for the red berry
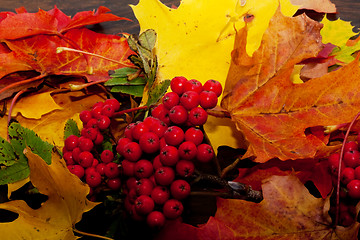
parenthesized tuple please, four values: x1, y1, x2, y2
(151, 186, 170, 205)
(180, 91, 200, 110)
(101, 104, 115, 118)
(152, 155, 163, 170)
(78, 136, 94, 152)
(124, 123, 136, 140)
(107, 178, 121, 190)
(339, 210, 355, 227)
(147, 211, 166, 228)
(170, 76, 188, 95)
(355, 166, 360, 179)
(132, 122, 150, 141)
(170, 179, 191, 200)
(143, 116, 161, 129)
(122, 160, 136, 177)
(151, 104, 170, 125)
(134, 159, 154, 179)
(86, 118, 98, 129)
(104, 162, 121, 179)
(139, 132, 160, 154)
(105, 98, 120, 111)
(100, 149, 114, 163)
(196, 144, 214, 163)
(163, 199, 184, 219)
(135, 195, 155, 215)
(72, 147, 81, 163)
(126, 177, 139, 190)
(67, 165, 85, 179)
(199, 90, 218, 109)
(347, 179, 360, 199)
(65, 135, 79, 151)
(344, 141, 358, 152)
(160, 145, 179, 166)
(163, 92, 180, 110)
(97, 115, 111, 130)
(185, 127, 203, 146)
(79, 110, 92, 124)
(169, 105, 188, 125)
(203, 79, 222, 97)
(81, 127, 98, 141)
(63, 151, 75, 165)
(154, 167, 175, 186)
(328, 152, 341, 175)
(78, 151, 94, 168)
(176, 160, 195, 177)
(116, 137, 132, 155)
(91, 104, 103, 119)
(95, 162, 106, 175)
(94, 132, 104, 145)
(343, 150, 360, 168)
(123, 142, 142, 162)
(86, 170, 102, 188)
(150, 120, 168, 138)
(178, 141, 197, 160)
(136, 178, 154, 196)
(183, 79, 203, 94)
(188, 107, 207, 126)
(159, 137, 168, 150)
(164, 126, 185, 146)
(341, 167, 355, 185)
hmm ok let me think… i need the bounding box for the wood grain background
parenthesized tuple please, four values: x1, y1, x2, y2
(0, 0, 359, 34)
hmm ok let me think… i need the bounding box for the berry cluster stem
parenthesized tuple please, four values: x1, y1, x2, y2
(192, 170, 263, 202)
(112, 105, 148, 118)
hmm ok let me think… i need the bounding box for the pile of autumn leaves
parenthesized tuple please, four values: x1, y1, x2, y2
(1, 0, 360, 239)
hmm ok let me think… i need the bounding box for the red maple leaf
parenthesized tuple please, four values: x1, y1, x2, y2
(0, 6, 134, 100)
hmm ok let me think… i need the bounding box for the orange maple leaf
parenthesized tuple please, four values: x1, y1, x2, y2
(221, 8, 360, 162)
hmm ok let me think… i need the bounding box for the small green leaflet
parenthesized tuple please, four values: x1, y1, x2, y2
(105, 77, 146, 86)
(0, 122, 53, 185)
(146, 80, 171, 106)
(64, 119, 80, 139)
(110, 85, 145, 97)
(0, 137, 16, 167)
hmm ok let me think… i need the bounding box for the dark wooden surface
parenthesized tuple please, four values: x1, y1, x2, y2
(0, 0, 359, 35)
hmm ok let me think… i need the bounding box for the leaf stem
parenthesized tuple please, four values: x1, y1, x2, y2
(335, 111, 360, 226)
(7, 89, 26, 141)
(0, 74, 46, 97)
(221, 157, 242, 178)
(73, 228, 114, 240)
(57, 47, 133, 68)
(112, 105, 148, 118)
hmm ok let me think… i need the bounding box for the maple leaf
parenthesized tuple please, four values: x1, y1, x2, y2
(0, 148, 98, 240)
(155, 175, 360, 240)
(0, 6, 134, 101)
(0, 80, 107, 147)
(131, 0, 300, 153)
(221, 7, 360, 162)
(234, 159, 333, 198)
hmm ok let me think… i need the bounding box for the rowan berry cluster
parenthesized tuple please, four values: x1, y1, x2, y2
(119, 76, 221, 227)
(328, 139, 360, 226)
(63, 99, 123, 199)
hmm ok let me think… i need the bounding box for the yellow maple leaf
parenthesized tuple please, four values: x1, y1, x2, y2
(7, 91, 62, 119)
(132, 0, 298, 86)
(132, 0, 299, 151)
(0, 148, 98, 240)
(321, 17, 360, 64)
(0, 83, 107, 147)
